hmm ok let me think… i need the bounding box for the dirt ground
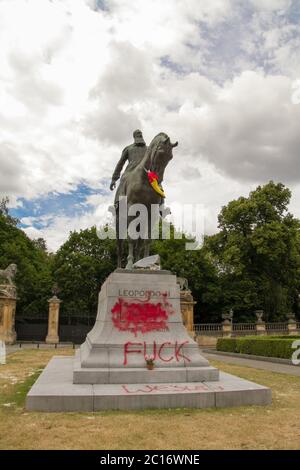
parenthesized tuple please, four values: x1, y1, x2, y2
(0, 348, 299, 450)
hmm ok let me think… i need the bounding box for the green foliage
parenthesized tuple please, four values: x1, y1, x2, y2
(52, 227, 117, 317)
(206, 181, 300, 321)
(32, 237, 48, 252)
(151, 224, 222, 322)
(2, 180, 300, 324)
(216, 337, 239, 353)
(0, 213, 53, 317)
(0, 197, 19, 226)
(217, 336, 297, 359)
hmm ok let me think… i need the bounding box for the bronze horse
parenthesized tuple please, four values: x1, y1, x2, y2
(114, 133, 178, 269)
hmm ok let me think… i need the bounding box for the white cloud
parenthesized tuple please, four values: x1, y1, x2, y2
(185, 71, 300, 183)
(250, 0, 292, 12)
(0, 0, 299, 250)
(22, 193, 115, 251)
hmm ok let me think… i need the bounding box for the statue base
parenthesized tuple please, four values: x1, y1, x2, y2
(26, 356, 271, 411)
(26, 270, 271, 411)
(73, 270, 218, 383)
(45, 335, 59, 344)
(1, 330, 17, 345)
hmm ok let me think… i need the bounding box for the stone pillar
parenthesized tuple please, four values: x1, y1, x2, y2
(255, 310, 266, 336)
(0, 285, 17, 345)
(286, 313, 297, 336)
(46, 295, 61, 344)
(221, 311, 233, 337)
(180, 290, 196, 337)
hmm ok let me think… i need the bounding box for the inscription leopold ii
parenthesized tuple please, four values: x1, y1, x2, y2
(118, 289, 170, 298)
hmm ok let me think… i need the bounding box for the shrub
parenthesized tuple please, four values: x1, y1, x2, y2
(216, 336, 299, 359)
(216, 338, 239, 353)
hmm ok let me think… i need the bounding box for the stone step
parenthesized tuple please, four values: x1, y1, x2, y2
(73, 362, 219, 384)
(26, 357, 271, 412)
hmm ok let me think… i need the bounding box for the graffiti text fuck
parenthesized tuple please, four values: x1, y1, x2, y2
(123, 340, 191, 366)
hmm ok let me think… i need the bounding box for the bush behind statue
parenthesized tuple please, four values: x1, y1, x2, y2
(217, 336, 298, 359)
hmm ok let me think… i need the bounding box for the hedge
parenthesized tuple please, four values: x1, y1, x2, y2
(216, 336, 300, 359)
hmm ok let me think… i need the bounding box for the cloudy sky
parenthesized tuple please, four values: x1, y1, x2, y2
(1, 0, 300, 251)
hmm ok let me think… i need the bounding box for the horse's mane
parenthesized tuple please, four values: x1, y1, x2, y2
(141, 132, 169, 170)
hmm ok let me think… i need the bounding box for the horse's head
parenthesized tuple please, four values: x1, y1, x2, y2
(147, 133, 178, 183)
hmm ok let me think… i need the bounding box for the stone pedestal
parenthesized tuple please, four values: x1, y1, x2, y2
(221, 320, 232, 337)
(26, 270, 271, 412)
(221, 311, 233, 337)
(255, 322, 266, 335)
(180, 289, 196, 337)
(74, 270, 218, 384)
(0, 285, 17, 345)
(46, 296, 61, 344)
(287, 313, 297, 336)
(255, 310, 266, 336)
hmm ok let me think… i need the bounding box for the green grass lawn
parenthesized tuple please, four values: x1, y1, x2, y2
(0, 348, 300, 450)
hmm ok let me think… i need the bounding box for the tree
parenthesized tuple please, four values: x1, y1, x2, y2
(51, 222, 221, 321)
(52, 227, 117, 318)
(0, 197, 19, 226)
(32, 237, 48, 252)
(0, 212, 53, 317)
(206, 182, 300, 321)
(151, 223, 222, 322)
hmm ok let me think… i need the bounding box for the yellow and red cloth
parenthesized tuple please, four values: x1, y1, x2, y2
(147, 171, 165, 198)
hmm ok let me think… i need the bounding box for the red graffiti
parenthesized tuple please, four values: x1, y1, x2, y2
(175, 341, 189, 362)
(111, 292, 175, 336)
(122, 384, 223, 394)
(123, 342, 143, 365)
(123, 340, 191, 366)
(158, 342, 174, 362)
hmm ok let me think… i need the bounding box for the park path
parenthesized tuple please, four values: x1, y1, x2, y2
(202, 351, 300, 377)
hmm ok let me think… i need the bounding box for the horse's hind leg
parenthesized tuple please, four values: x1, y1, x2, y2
(115, 201, 124, 268)
(135, 239, 143, 263)
(117, 240, 123, 268)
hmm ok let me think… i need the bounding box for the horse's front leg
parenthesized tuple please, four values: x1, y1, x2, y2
(143, 239, 151, 258)
(126, 239, 134, 269)
(135, 239, 142, 263)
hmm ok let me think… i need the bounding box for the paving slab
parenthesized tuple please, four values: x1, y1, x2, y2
(26, 356, 271, 412)
(26, 357, 93, 412)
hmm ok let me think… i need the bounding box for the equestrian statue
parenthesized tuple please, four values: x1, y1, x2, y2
(110, 130, 178, 269)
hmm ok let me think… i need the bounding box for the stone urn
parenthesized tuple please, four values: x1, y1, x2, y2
(255, 310, 264, 323)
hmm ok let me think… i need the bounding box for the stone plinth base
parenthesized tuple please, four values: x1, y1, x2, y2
(73, 350, 219, 384)
(26, 356, 271, 412)
(26, 269, 272, 412)
(1, 329, 17, 344)
(45, 335, 59, 344)
(0, 293, 17, 345)
(46, 295, 61, 344)
(75, 270, 213, 382)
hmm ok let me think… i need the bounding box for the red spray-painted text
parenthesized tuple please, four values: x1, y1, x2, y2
(123, 340, 191, 366)
(111, 292, 175, 336)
